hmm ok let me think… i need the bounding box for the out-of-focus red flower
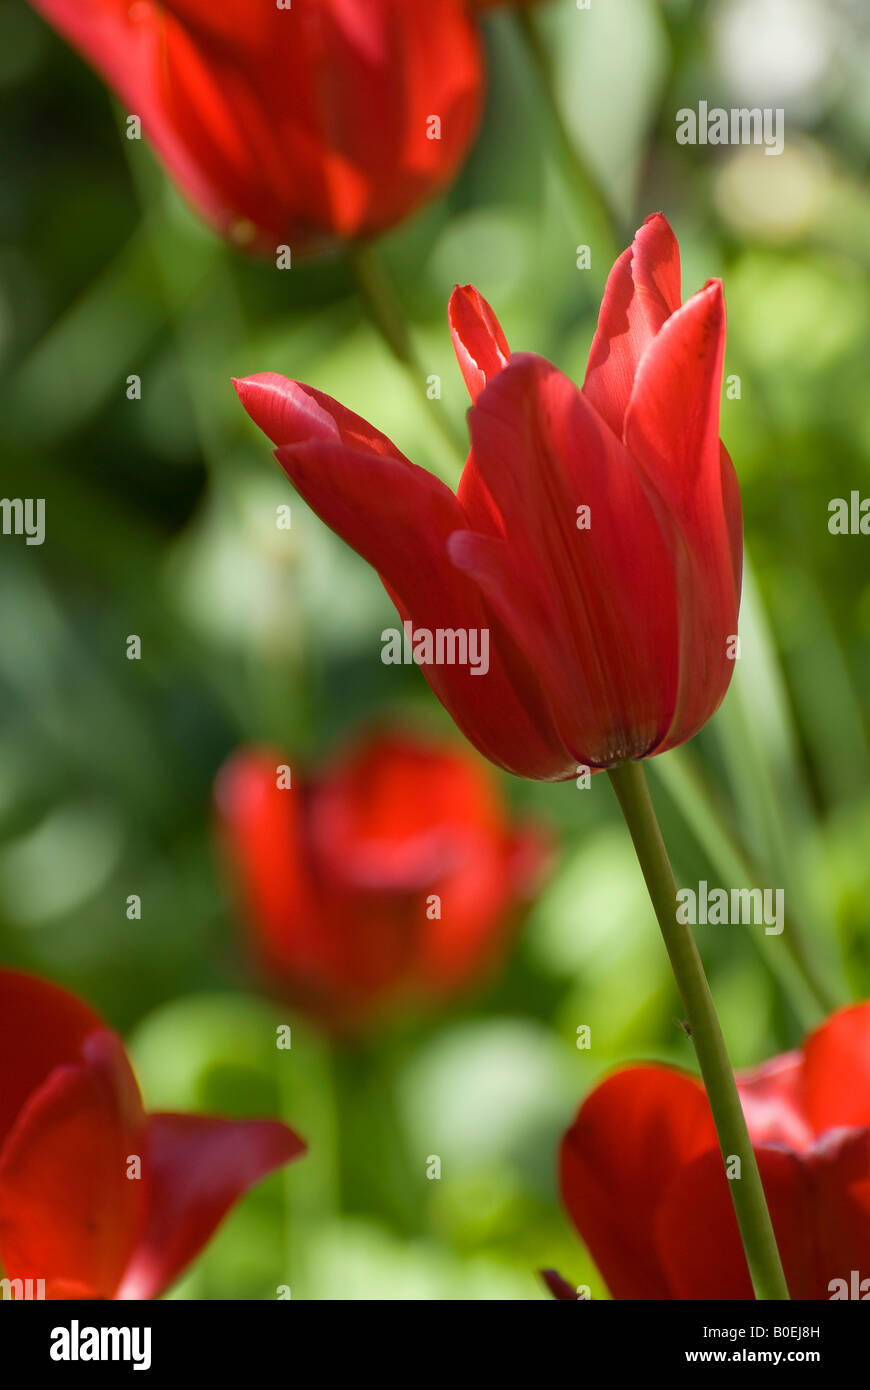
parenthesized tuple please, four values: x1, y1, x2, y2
(556, 1003, 870, 1300)
(27, 0, 483, 256)
(0, 970, 305, 1300)
(215, 731, 548, 1030)
(234, 214, 742, 782)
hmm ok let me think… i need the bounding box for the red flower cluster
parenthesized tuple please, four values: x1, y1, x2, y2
(216, 731, 547, 1030)
(557, 1004, 870, 1300)
(235, 215, 742, 781)
(0, 970, 305, 1299)
(28, 0, 483, 255)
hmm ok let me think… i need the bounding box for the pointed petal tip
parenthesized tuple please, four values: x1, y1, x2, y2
(448, 284, 510, 402)
(630, 211, 676, 259)
(702, 276, 725, 302)
(687, 276, 726, 324)
(448, 283, 482, 310)
(233, 372, 276, 416)
(540, 1268, 582, 1301)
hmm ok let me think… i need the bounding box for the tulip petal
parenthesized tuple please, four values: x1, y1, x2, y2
(736, 1052, 814, 1152)
(448, 285, 513, 535)
(215, 748, 327, 990)
(270, 433, 573, 780)
(0, 1030, 146, 1300)
(655, 1145, 817, 1300)
(658, 1130, 870, 1301)
(238, 374, 570, 778)
(806, 1128, 870, 1297)
(448, 284, 511, 403)
(541, 1268, 583, 1301)
(560, 1066, 716, 1299)
(234, 373, 406, 458)
(311, 732, 506, 888)
(802, 1002, 870, 1134)
(218, 744, 432, 1020)
(116, 1113, 305, 1300)
(0, 969, 103, 1153)
(583, 212, 681, 438)
(624, 280, 741, 752)
(453, 354, 681, 766)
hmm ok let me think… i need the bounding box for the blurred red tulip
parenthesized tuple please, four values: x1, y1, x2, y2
(0, 970, 305, 1300)
(28, 0, 483, 255)
(215, 731, 548, 1030)
(557, 1003, 870, 1300)
(235, 214, 742, 780)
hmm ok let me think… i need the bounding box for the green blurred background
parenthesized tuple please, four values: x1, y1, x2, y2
(1, 0, 869, 1298)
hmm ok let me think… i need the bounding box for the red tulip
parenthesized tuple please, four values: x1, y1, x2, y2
(557, 1003, 870, 1300)
(28, 0, 483, 256)
(234, 214, 742, 781)
(215, 731, 547, 1030)
(0, 969, 305, 1299)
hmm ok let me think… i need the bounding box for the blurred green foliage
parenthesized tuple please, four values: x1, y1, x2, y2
(1, 0, 869, 1298)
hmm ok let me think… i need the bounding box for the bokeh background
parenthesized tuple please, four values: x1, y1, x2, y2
(1, 0, 869, 1298)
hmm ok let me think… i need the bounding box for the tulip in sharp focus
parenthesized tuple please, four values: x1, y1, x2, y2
(235, 214, 743, 781)
(215, 731, 547, 1030)
(0, 970, 305, 1299)
(27, 0, 483, 256)
(554, 1003, 870, 1300)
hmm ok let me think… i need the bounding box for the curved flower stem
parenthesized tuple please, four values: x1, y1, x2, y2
(347, 242, 467, 464)
(608, 760, 790, 1301)
(512, 9, 623, 270)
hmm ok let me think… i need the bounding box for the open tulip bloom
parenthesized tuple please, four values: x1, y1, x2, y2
(235, 213, 741, 780)
(215, 731, 547, 1031)
(554, 1004, 870, 1301)
(0, 970, 305, 1299)
(234, 214, 801, 1299)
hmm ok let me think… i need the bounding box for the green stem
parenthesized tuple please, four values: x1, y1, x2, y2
(347, 242, 467, 463)
(608, 760, 790, 1301)
(513, 9, 623, 271)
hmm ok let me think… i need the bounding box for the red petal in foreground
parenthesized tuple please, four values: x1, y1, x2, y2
(802, 1002, 870, 1134)
(117, 1114, 306, 1300)
(560, 1066, 716, 1299)
(0, 969, 103, 1151)
(559, 1004, 870, 1301)
(0, 1030, 146, 1300)
(0, 969, 307, 1299)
